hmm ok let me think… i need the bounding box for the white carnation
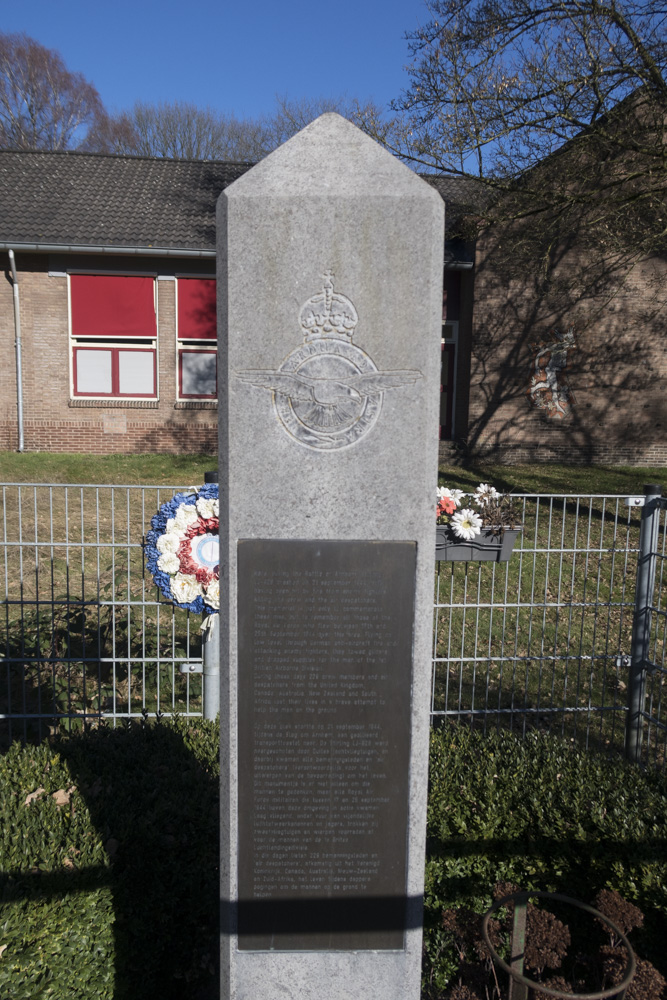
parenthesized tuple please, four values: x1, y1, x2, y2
(174, 504, 198, 529)
(156, 531, 181, 554)
(196, 497, 217, 520)
(205, 579, 220, 609)
(157, 552, 180, 574)
(170, 573, 202, 603)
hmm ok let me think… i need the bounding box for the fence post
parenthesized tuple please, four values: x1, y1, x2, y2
(202, 468, 220, 722)
(625, 483, 662, 763)
(202, 614, 220, 721)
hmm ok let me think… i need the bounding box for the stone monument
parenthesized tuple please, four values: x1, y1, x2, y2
(218, 113, 444, 1000)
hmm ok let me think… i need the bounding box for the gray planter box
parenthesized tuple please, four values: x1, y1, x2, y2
(435, 527, 521, 563)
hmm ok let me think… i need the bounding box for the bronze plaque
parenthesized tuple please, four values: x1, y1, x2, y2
(237, 539, 416, 951)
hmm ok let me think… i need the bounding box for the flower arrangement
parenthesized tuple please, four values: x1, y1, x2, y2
(145, 483, 219, 614)
(436, 483, 520, 541)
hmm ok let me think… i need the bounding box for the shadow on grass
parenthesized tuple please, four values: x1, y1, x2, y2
(3, 721, 221, 1000)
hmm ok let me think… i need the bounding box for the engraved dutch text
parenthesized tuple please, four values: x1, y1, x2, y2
(237, 540, 416, 950)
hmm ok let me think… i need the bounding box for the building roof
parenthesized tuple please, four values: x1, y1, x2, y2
(0, 150, 250, 254)
(0, 149, 477, 259)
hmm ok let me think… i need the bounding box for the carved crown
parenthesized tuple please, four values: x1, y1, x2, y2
(298, 272, 358, 343)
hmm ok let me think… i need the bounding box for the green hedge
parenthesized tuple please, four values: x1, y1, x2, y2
(1, 722, 666, 998)
(425, 726, 667, 993)
(0, 718, 219, 1000)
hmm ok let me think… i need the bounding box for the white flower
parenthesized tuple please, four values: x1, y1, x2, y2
(451, 508, 483, 541)
(205, 579, 220, 609)
(170, 573, 202, 603)
(156, 531, 181, 554)
(165, 517, 176, 533)
(196, 497, 218, 519)
(474, 483, 499, 505)
(157, 552, 180, 574)
(437, 486, 464, 506)
(173, 504, 198, 529)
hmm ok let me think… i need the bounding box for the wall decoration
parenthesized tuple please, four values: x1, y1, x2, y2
(527, 325, 576, 419)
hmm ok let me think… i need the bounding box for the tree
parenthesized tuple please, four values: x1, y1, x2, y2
(0, 32, 105, 150)
(90, 94, 386, 162)
(89, 100, 271, 161)
(384, 0, 667, 265)
(264, 94, 386, 149)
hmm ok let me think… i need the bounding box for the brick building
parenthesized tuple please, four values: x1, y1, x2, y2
(0, 148, 664, 463)
(467, 229, 667, 466)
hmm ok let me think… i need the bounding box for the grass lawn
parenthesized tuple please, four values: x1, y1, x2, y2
(0, 452, 218, 486)
(439, 461, 666, 495)
(1, 721, 665, 998)
(0, 451, 665, 493)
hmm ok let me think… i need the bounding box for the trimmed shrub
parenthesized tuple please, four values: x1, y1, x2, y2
(0, 718, 219, 1000)
(1, 721, 666, 998)
(425, 726, 667, 995)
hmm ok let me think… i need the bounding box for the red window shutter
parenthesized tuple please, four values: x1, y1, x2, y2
(71, 275, 156, 338)
(178, 278, 217, 340)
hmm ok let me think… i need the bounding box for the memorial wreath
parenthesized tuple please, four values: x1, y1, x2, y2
(145, 483, 220, 613)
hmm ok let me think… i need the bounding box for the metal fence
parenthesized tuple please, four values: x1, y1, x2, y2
(0, 483, 205, 746)
(629, 489, 667, 770)
(432, 488, 667, 767)
(1, 482, 665, 767)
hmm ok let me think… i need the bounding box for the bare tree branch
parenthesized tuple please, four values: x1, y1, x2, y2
(88, 94, 387, 162)
(0, 32, 104, 150)
(362, 0, 667, 269)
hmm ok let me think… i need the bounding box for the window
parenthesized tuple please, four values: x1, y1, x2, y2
(441, 272, 461, 439)
(176, 277, 217, 400)
(69, 274, 158, 399)
(73, 346, 156, 397)
(179, 348, 217, 398)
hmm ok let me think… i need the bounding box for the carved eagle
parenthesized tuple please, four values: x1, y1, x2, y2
(235, 369, 422, 405)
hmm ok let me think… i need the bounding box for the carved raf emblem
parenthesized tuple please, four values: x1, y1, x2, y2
(236, 272, 423, 451)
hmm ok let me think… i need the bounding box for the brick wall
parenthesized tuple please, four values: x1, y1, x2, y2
(2, 246, 664, 465)
(0, 252, 218, 456)
(464, 231, 667, 466)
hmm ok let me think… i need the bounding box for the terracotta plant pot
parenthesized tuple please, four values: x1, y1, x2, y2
(435, 526, 521, 563)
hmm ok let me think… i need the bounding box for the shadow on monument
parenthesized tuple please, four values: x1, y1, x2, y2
(230, 894, 425, 953)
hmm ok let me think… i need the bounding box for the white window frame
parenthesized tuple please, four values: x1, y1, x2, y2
(67, 271, 159, 401)
(175, 275, 217, 402)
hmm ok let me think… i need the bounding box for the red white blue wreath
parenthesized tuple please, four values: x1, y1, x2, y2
(145, 483, 219, 614)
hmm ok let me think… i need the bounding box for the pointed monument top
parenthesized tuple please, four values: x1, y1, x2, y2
(224, 112, 442, 202)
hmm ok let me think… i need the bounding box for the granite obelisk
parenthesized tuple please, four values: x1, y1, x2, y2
(218, 113, 444, 1000)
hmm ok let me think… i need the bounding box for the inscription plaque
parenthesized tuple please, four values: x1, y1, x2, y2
(237, 539, 416, 951)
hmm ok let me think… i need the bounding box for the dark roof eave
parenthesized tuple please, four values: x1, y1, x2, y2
(0, 241, 215, 258)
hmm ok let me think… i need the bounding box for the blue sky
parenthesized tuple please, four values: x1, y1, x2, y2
(3, 0, 429, 120)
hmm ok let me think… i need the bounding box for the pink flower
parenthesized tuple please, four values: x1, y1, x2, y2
(438, 497, 456, 516)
